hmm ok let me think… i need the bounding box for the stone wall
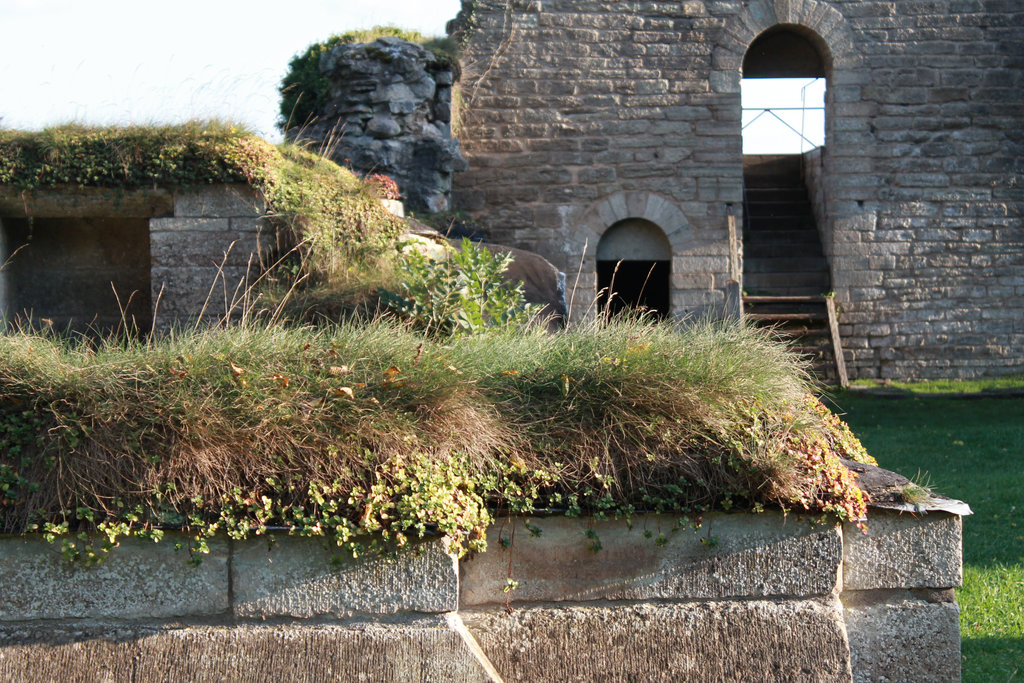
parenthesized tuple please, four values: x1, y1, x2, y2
(451, 0, 1024, 379)
(295, 37, 468, 213)
(150, 185, 272, 326)
(0, 185, 273, 332)
(0, 509, 964, 682)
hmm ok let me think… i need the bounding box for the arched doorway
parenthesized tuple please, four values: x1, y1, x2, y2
(741, 26, 831, 298)
(596, 218, 671, 318)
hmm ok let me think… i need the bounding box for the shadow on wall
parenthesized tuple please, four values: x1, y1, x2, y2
(0, 216, 152, 334)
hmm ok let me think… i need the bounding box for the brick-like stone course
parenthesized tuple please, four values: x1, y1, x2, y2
(452, 0, 1024, 379)
(149, 185, 273, 326)
(0, 509, 965, 682)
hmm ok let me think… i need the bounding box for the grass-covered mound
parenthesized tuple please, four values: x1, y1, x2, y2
(0, 318, 874, 563)
(0, 122, 404, 302)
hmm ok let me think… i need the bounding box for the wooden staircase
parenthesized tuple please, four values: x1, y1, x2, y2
(740, 156, 848, 387)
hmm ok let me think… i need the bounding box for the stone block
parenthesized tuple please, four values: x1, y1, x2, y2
(461, 598, 852, 682)
(0, 619, 495, 683)
(232, 535, 458, 619)
(149, 217, 230, 234)
(844, 592, 961, 683)
(173, 185, 265, 218)
(0, 534, 229, 620)
(843, 511, 963, 590)
(460, 513, 842, 606)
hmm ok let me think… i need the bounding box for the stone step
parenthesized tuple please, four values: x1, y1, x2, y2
(746, 311, 827, 322)
(744, 229, 822, 245)
(744, 242, 824, 258)
(744, 256, 829, 274)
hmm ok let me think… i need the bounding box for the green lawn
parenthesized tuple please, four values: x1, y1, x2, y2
(830, 392, 1024, 683)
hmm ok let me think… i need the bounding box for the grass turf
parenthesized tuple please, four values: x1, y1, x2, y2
(829, 392, 1024, 683)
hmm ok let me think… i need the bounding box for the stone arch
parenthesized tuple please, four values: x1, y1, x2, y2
(596, 218, 673, 317)
(713, 0, 859, 94)
(570, 192, 692, 319)
(576, 191, 692, 259)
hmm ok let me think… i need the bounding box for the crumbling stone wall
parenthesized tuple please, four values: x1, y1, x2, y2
(451, 0, 1024, 380)
(296, 37, 468, 213)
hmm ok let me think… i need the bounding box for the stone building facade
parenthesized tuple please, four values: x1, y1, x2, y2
(449, 0, 1024, 380)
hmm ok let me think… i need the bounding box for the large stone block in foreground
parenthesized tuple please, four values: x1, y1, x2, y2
(461, 512, 842, 606)
(232, 535, 459, 618)
(0, 533, 229, 621)
(0, 619, 494, 683)
(462, 598, 853, 682)
(844, 591, 962, 683)
(843, 511, 963, 590)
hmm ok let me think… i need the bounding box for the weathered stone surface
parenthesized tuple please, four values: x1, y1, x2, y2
(460, 513, 842, 606)
(173, 184, 265, 218)
(295, 37, 465, 213)
(462, 598, 852, 682)
(843, 511, 963, 590)
(0, 534, 229, 620)
(0, 619, 495, 683)
(232, 535, 458, 618)
(0, 187, 173, 218)
(844, 591, 961, 683)
(451, 0, 1024, 379)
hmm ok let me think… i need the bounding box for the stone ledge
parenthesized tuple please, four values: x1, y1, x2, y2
(843, 511, 963, 590)
(460, 513, 842, 606)
(0, 533, 229, 621)
(232, 535, 459, 619)
(173, 185, 265, 218)
(461, 598, 852, 683)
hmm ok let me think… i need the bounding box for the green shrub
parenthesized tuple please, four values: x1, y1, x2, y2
(380, 239, 536, 337)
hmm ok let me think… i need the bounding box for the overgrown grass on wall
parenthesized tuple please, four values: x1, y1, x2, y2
(0, 318, 874, 563)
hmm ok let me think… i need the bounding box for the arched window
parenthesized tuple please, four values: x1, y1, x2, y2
(596, 219, 671, 318)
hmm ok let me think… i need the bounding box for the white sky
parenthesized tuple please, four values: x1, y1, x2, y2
(0, 0, 463, 141)
(1, 1, 820, 153)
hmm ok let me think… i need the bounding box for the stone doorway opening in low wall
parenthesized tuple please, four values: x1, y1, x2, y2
(596, 218, 671, 318)
(1, 216, 152, 335)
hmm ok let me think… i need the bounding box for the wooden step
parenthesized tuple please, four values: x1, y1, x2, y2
(746, 312, 827, 322)
(743, 295, 827, 304)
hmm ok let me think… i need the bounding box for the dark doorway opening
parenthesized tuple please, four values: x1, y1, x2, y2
(2, 217, 152, 334)
(597, 259, 671, 318)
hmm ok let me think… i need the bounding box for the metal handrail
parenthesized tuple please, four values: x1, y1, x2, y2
(741, 107, 822, 149)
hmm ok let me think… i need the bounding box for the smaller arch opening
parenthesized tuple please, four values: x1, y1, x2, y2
(596, 218, 671, 318)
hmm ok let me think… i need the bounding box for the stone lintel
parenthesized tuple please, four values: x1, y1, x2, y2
(0, 187, 174, 218)
(173, 184, 265, 218)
